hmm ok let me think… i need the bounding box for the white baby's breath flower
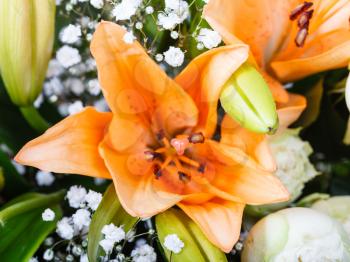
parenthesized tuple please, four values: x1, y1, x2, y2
(66, 185, 87, 208)
(46, 59, 64, 78)
(80, 253, 89, 262)
(163, 234, 184, 254)
(29, 257, 39, 262)
(44, 77, 64, 96)
(64, 77, 85, 95)
(85, 190, 102, 211)
(56, 46, 82, 68)
(170, 31, 179, 39)
(155, 54, 164, 62)
(42, 208, 55, 221)
(112, 0, 142, 21)
(145, 6, 154, 14)
(43, 249, 54, 261)
(102, 223, 126, 243)
(163, 46, 184, 67)
(90, 0, 103, 9)
(72, 209, 91, 230)
(68, 101, 84, 115)
(123, 31, 136, 44)
(87, 79, 101, 96)
(36, 171, 55, 186)
(99, 239, 115, 254)
(56, 217, 74, 240)
(197, 28, 222, 49)
(131, 244, 157, 262)
(157, 12, 181, 30)
(94, 98, 109, 112)
(60, 24, 82, 44)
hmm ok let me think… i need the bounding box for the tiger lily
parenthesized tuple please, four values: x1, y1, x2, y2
(204, 0, 350, 104)
(15, 22, 296, 252)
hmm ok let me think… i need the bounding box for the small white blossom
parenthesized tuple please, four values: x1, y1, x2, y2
(99, 239, 115, 254)
(44, 77, 64, 96)
(60, 24, 81, 44)
(66, 185, 87, 208)
(90, 0, 103, 9)
(196, 28, 222, 49)
(197, 42, 204, 50)
(56, 46, 82, 68)
(135, 22, 143, 30)
(72, 209, 91, 230)
(163, 46, 184, 67)
(170, 31, 179, 39)
(46, 59, 64, 78)
(43, 249, 54, 261)
(157, 12, 181, 30)
(64, 78, 85, 95)
(11, 161, 25, 175)
(155, 54, 164, 62)
(80, 253, 89, 262)
(87, 79, 101, 96)
(163, 234, 184, 254)
(35, 171, 55, 186)
(29, 258, 39, 262)
(56, 217, 74, 240)
(42, 208, 55, 221)
(158, 0, 189, 30)
(131, 244, 157, 262)
(145, 6, 154, 14)
(102, 223, 126, 243)
(85, 190, 102, 211)
(112, 0, 142, 21)
(68, 101, 84, 115)
(34, 94, 44, 109)
(94, 98, 109, 112)
(123, 31, 136, 44)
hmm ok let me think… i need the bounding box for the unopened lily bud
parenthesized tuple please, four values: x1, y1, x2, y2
(312, 196, 350, 237)
(0, 0, 55, 106)
(242, 208, 350, 262)
(220, 63, 278, 134)
(156, 208, 227, 262)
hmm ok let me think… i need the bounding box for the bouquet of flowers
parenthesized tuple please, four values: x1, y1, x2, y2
(0, 0, 350, 261)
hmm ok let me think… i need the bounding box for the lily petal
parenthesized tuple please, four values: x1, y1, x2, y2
(277, 93, 307, 132)
(178, 199, 245, 253)
(176, 45, 248, 137)
(91, 21, 198, 136)
(15, 107, 112, 178)
(221, 115, 276, 172)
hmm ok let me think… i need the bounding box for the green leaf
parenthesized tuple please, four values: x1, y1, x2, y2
(88, 184, 138, 262)
(0, 149, 31, 198)
(0, 192, 63, 261)
(156, 208, 228, 262)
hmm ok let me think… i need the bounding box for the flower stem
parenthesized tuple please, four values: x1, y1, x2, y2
(19, 106, 50, 133)
(0, 190, 65, 226)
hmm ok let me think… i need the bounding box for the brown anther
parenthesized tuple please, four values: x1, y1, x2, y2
(144, 150, 156, 161)
(289, 1, 313, 20)
(198, 163, 206, 173)
(295, 28, 308, 47)
(156, 130, 165, 141)
(297, 10, 313, 28)
(153, 164, 162, 179)
(178, 172, 191, 183)
(189, 132, 205, 144)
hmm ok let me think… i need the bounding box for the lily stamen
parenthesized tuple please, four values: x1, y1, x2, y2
(188, 132, 205, 144)
(289, 1, 313, 20)
(179, 155, 200, 168)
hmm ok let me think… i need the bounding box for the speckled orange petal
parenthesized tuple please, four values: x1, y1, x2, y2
(99, 115, 183, 218)
(277, 93, 307, 131)
(178, 199, 245, 253)
(203, 0, 297, 68)
(192, 140, 289, 204)
(221, 115, 276, 172)
(15, 107, 112, 178)
(176, 45, 248, 137)
(91, 21, 198, 136)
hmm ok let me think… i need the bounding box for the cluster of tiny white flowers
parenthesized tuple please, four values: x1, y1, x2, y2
(99, 223, 126, 254)
(35, 171, 55, 186)
(131, 243, 157, 262)
(42, 208, 56, 221)
(163, 234, 185, 254)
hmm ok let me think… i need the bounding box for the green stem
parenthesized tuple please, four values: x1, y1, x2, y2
(0, 190, 65, 226)
(19, 106, 50, 133)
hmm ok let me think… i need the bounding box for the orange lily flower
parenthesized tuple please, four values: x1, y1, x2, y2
(15, 22, 293, 252)
(204, 0, 350, 104)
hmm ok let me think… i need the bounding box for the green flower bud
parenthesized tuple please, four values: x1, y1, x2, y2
(220, 63, 278, 134)
(312, 196, 350, 237)
(0, 0, 55, 106)
(242, 208, 350, 262)
(156, 208, 227, 262)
